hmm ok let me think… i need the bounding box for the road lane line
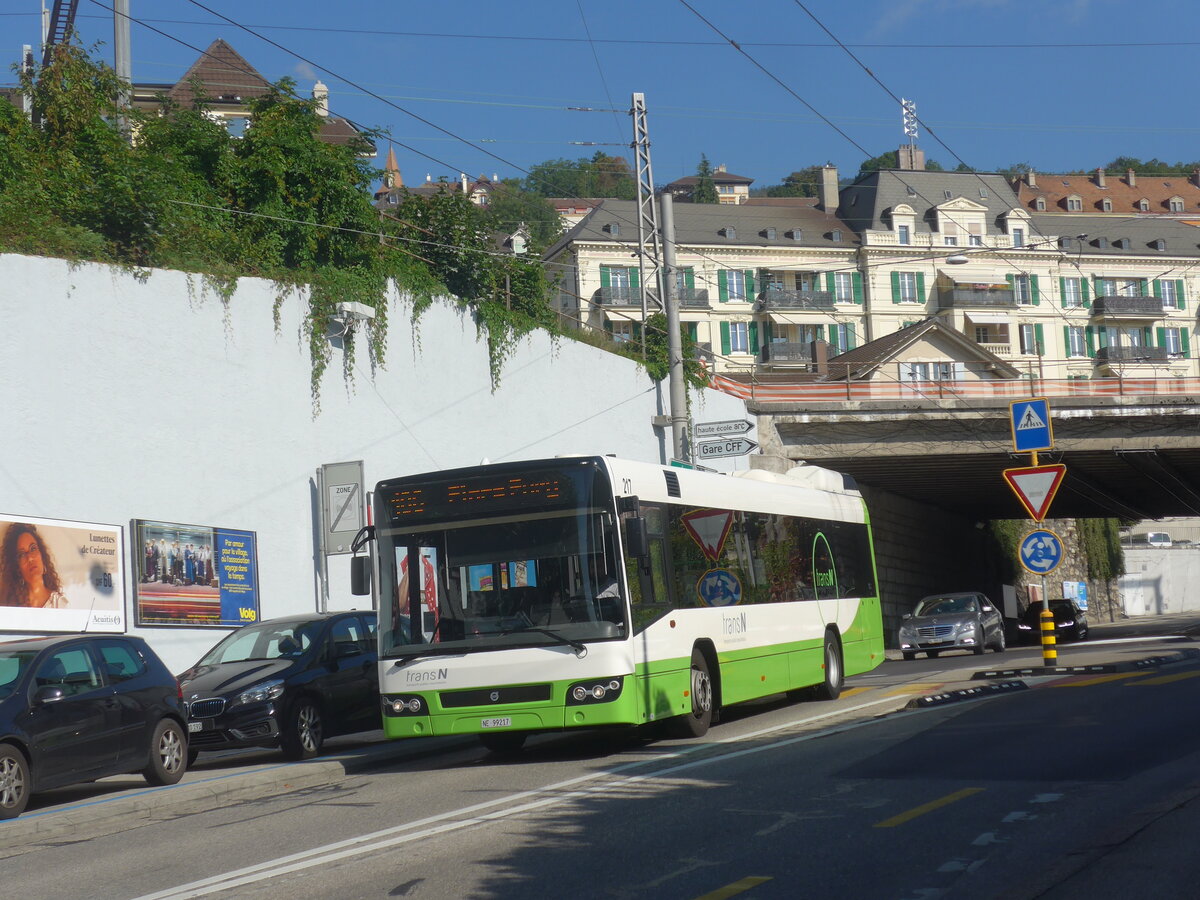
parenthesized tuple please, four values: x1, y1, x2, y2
(1129, 670, 1200, 686)
(1049, 672, 1153, 687)
(694, 876, 772, 899)
(132, 694, 905, 899)
(873, 788, 984, 828)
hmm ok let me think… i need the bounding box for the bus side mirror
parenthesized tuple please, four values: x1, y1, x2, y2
(625, 517, 649, 559)
(350, 556, 372, 595)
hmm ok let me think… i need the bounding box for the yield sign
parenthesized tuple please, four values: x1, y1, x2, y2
(680, 508, 734, 561)
(1003, 464, 1067, 522)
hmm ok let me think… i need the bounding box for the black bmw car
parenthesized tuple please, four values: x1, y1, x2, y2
(1017, 599, 1090, 643)
(178, 612, 378, 762)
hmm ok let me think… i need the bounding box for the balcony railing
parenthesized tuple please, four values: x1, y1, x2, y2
(760, 342, 814, 365)
(756, 289, 836, 312)
(976, 341, 1012, 358)
(936, 287, 1016, 310)
(597, 285, 637, 306)
(1096, 346, 1173, 363)
(693, 341, 715, 364)
(678, 288, 710, 309)
(1092, 296, 1162, 317)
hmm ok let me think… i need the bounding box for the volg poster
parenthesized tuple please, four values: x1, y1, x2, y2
(132, 520, 260, 627)
(0, 514, 126, 633)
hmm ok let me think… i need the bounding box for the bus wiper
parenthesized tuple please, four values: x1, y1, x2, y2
(500, 626, 588, 658)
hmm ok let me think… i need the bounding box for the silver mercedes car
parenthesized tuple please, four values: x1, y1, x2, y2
(897, 591, 1006, 660)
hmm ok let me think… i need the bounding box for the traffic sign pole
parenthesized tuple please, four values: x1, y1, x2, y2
(1040, 575, 1056, 668)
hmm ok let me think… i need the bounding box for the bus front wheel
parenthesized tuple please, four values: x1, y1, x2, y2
(677, 648, 714, 738)
(813, 632, 843, 701)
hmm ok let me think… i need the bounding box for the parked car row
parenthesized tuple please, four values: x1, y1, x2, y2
(0, 611, 378, 819)
(896, 591, 1090, 661)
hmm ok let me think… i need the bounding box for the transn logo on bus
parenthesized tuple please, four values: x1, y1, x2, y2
(405, 668, 448, 684)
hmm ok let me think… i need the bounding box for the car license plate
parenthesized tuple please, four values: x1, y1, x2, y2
(480, 717, 512, 729)
(188, 721, 203, 733)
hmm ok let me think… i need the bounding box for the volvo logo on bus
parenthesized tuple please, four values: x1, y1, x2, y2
(490, 691, 500, 702)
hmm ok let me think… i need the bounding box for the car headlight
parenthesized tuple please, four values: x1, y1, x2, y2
(1059, 620, 1074, 627)
(233, 679, 285, 707)
(955, 621, 978, 635)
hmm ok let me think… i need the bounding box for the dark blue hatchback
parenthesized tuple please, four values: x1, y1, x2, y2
(0, 634, 188, 819)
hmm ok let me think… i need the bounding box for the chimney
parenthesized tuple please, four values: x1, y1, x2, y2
(898, 145, 926, 170)
(492, 173, 498, 182)
(1126, 169, 1137, 188)
(811, 339, 830, 376)
(1095, 168, 1106, 188)
(426, 173, 432, 183)
(1027, 170, 1037, 188)
(1193, 168, 1200, 188)
(461, 173, 468, 192)
(312, 80, 329, 117)
(716, 163, 727, 173)
(818, 165, 839, 212)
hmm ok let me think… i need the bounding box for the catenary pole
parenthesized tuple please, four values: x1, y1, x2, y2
(660, 192, 689, 461)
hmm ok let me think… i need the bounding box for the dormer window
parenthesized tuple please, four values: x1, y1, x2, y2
(762, 227, 776, 240)
(1153, 239, 1167, 251)
(1094, 237, 1108, 249)
(978, 188, 989, 199)
(1138, 198, 1150, 212)
(1115, 237, 1130, 250)
(719, 226, 736, 239)
(897, 224, 910, 245)
(1169, 196, 1185, 212)
(603, 222, 620, 236)
(1101, 198, 1112, 212)
(943, 190, 953, 200)
(906, 184, 917, 197)
(787, 228, 803, 241)
(1035, 197, 1046, 211)
(831, 229, 843, 242)
(1059, 237, 1074, 250)
(1066, 195, 1083, 211)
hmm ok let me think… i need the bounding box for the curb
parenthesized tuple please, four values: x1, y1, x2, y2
(904, 679, 1028, 709)
(969, 647, 1200, 681)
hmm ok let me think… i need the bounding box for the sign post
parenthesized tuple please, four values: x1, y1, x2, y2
(1019, 528, 1064, 668)
(695, 437, 758, 461)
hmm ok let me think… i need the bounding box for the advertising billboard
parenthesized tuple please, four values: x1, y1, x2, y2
(0, 513, 126, 633)
(132, 520, 259, 627)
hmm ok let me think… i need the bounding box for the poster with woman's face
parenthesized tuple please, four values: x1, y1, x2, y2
(0, 514, 126, 633)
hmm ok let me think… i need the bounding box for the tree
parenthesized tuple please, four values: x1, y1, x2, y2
(857, 151, 898, 177)
(484, 179, 562, 253)
(758, 165, 827, 198)
(522, 151, 635, 199)
(693, 154, 719, 204)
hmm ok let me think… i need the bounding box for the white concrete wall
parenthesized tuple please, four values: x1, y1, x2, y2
(1118, 548, 1200, 615)
(0, 254, 746, 670)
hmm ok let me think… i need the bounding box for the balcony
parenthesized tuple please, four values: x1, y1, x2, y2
(976, 341, 1012, 358)
(678, 288, 711, 309)
(693, 342, 715, 364)
(760, 342, 814, 366)
(936, 287, 1016, 310)
(597, 285, 638, 307)
(756, 289, 835, 312)
(1092, 296, 1162, 318)
(1096, 346, 1173, 364)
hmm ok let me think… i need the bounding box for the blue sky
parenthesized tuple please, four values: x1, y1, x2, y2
(6, 0, 1200, 189)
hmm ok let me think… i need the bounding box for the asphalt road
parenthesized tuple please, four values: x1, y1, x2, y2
(3, 615, 1199, 900)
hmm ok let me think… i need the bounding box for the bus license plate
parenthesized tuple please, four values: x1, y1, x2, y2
(480, 717, 512, 729)
(188, 721, 203, 733)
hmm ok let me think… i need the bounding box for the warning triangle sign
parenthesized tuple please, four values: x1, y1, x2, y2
(680, 508, 734, 561)
(1003, 464, 1067, 522)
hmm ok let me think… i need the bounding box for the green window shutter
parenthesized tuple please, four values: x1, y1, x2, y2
(847, 329, 857, 350)
(1059, 277, 1067, 308)
(685, 267, 695, 290)
(1177, 280, 1186, 309)
(1139, 278, 1150, 297)
(749, 321, 759, 352)
(1034, 323, 1045, 356)
(745, 270, 756, 299)
(633, 323, 643, 340)
(604, 320, 613, 335)
(1081, 279, 1091, 308)
(1097, 327, 1109, 349)
(1153, 279, 1163, 298)
(1006, 273, 1014, 290)
(891, 271, 901, 303)
(1085, 326, 1096, 357)
(686, 322, 698, 341)
(719, 321, 731, 355)
(1182, 328, 1192, 356)
(825, 272, 836, 293)
(1143, 326, 1153, 345)
(764, 321, 773, 343)
(1062, 326, 1070, 354)
(1156, 327, 1167, 348)
(718, 269, 728, 303)
(1030, 274, 1040, 305)
(599, 266, 611, 289)
(629, 267, 640, 290)
(916, 271, 926, 300)
(1093, 276, 1103, 296)
(852, 272, 863, 304)
(814, 324, 825, 341)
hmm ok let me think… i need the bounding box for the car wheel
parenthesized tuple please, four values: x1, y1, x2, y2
(993, 628, 1006, 653)
(142, 719, 187, 786)
(902, 651, 916, 661)
(0, 743, 30, 820)
(676, 647, 714, 737)
(479, 732, 527, 755)
(281, 699, 324, 761)
(813, 632, 843, 701)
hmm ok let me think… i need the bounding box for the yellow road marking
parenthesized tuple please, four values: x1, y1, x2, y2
(694, 876, 773, 899)
(874, 787, 984, 828)
(884, 683, 946, 696)
(840, 686, 870, 697)
(1130, 670, 1200, 686)
(1051, 672, 1151, 687)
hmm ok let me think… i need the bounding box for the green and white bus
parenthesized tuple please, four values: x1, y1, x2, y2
(352, 455, 884, 751)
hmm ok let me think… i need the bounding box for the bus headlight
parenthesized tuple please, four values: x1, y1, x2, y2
(384, 694, 425, 716)
(566, 676, 624, 705)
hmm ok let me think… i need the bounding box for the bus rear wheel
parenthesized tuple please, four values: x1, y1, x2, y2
(676, 648, 713, 738)
(812, 632, 843, 701)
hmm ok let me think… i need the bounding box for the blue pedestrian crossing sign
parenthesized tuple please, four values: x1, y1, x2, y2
(1019, 528, 1064, 575)
(1010, 397, 1054, 453)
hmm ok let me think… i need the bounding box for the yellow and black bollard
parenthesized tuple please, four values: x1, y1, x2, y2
(1040, 608, 1057, 667)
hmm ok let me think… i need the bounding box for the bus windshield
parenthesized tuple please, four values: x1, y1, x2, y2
(375, 461, 627, 657)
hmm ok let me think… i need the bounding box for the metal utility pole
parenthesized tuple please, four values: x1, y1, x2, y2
(631, 93, 665, 323)
(113, 0, 132, 139)
(660, 192, 689, 462)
